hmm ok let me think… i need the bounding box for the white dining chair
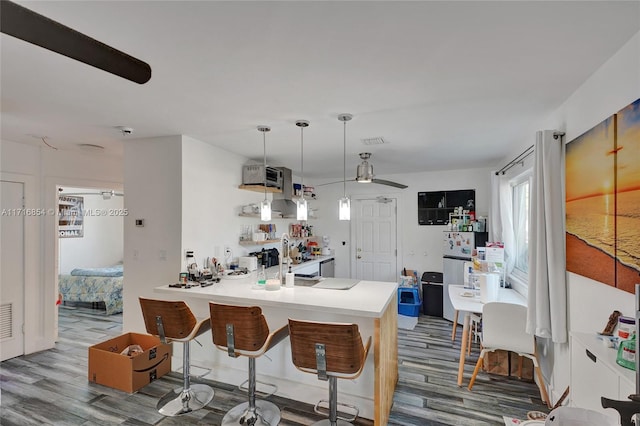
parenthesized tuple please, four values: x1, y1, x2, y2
(467, 302, 550, 407)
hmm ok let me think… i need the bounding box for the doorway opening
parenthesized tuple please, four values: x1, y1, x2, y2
(56, 186, 124, 339)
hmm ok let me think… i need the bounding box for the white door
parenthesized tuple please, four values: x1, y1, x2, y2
(354, 197, 397, 282)
(1, 180, 25, 361)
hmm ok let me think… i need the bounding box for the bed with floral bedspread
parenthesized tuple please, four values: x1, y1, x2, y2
(58, 264, 123, 315)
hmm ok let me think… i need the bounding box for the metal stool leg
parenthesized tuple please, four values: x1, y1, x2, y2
(311, 376, 356, 426)
(222, 357, 281, 426)
(157, 340, 214, 416)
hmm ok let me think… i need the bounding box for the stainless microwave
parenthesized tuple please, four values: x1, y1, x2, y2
(242, 165, 283, 188)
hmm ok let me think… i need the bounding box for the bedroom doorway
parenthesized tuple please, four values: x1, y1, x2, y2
(56, 185, 124, 337)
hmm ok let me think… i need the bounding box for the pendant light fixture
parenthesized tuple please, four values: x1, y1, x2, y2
(295, 120, 309, 221)
(257, 125, 272, 221)
(338, 113, 353, 221)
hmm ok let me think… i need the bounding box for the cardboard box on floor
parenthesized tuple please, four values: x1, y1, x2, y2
(88, 332, 172, 393)
(483, 350, 533, 381)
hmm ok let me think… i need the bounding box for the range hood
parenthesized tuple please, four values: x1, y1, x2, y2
(271, 167, 298, 218)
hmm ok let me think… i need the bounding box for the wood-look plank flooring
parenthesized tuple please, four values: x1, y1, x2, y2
(1, 305, 548, 425)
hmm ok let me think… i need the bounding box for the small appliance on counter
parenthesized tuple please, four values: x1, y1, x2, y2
(249, 248, 279, 268)
(239, 256, 258, 272)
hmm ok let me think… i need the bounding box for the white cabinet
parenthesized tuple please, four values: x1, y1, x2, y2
(570, 332, 635, 420)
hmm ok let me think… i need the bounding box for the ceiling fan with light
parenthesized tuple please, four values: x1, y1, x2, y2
(0, 0, 151, 84)
(319, 152, 408, 189)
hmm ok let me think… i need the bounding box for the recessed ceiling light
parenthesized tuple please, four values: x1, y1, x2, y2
(77, 143, 105, 152)
(361, 137, 386, 146)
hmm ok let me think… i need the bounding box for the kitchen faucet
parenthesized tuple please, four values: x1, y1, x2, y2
(279, 233, 291, 285)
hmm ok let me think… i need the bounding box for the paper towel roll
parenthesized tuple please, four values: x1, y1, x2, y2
(479, 273, 500, 303)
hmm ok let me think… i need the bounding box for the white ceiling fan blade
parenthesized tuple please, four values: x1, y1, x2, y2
(316, 178, 356, 187)
(371, 178, 408, 189)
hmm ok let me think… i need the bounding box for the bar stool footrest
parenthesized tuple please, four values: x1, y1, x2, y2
(313, 399, 359, 422)
(175, 364, 212, 379)
(238, 379, 278, 398)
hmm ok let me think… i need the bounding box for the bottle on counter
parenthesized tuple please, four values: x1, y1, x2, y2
(285, 265, 294, 288)
(256, 265, 266, 288)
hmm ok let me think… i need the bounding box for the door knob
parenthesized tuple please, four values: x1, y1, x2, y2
(357, 255, 362, 259)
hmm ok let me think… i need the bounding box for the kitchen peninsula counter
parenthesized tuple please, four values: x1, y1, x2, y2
(154, 278, 398, 425)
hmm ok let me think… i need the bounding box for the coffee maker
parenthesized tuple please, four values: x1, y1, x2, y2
(249, 248, 279, 268)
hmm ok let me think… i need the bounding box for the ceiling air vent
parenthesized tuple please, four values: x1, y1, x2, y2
(0, 303, 13, 340)
(361, 137, 386, 146)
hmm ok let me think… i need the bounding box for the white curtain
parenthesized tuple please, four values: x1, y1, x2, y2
(527, 130, 567, 343)
(489, 172, 515, 277)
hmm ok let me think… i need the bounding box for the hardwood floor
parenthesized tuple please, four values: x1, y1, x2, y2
(0, 305, 548, 425)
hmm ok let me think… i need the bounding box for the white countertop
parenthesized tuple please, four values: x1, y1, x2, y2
(155, 276, 397, 318)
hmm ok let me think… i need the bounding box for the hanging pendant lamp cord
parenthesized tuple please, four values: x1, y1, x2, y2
(301, 126, 304, 197)
(343, 120, 347, 197)
(263, 131, 267, 201)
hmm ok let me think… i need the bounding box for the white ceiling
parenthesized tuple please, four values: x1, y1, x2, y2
(2, 1, 639, 180)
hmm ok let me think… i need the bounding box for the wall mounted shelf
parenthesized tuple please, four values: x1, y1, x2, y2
(418, 189, 475, 225)
(238, 239, 280, 246)
(238, 213, 317, 219)
(238, 184, 282, 193)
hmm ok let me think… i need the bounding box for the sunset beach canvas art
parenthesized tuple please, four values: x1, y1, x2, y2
(614, 98, 640, 292)
(566, 98, 640, 292)
(566, 115, 616, 286)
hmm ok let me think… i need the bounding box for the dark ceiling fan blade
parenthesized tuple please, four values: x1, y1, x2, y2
(371, 178, 408, 189)
(1, 0, 151, 84)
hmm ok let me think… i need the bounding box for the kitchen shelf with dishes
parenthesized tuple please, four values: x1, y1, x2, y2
(237, 212, 318, 219)
(238, 221, 314, 246)
(238, 239, 280, 246)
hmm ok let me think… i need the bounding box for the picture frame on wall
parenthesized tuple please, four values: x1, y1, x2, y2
(565, 97, 640, 293)
(59, 195, 84, 238)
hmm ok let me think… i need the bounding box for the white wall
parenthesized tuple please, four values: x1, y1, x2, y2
(0, 140, 123, 353)
(495, 31, 640, 403)
(58, 187, 124, 274)
(181, 135, 267, 267)
(123, 135, 261, 332)
(122, 136, 182, 332)
(312, 167, 492, 279)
